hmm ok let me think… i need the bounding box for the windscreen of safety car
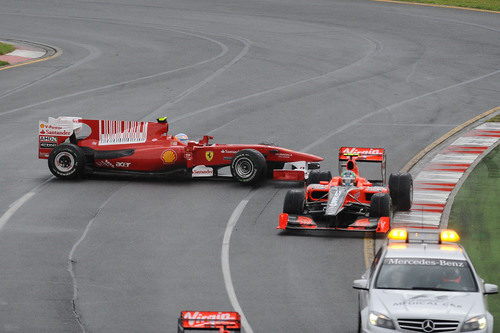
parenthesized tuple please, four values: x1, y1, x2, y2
(375, 258, 478, 292)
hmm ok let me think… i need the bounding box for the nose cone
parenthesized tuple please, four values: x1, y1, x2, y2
(284, 149, 323, 162)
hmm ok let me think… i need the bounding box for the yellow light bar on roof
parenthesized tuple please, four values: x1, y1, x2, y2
(388, 228, 407, 241)
(440, 229, 460, 242)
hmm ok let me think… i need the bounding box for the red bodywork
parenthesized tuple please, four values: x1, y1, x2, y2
(278, 147, 391, 233)
(178, 311, 240, 333)
(38, 117, 322, 181)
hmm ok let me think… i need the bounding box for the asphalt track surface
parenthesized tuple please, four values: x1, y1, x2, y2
(0, 0, 499, 332)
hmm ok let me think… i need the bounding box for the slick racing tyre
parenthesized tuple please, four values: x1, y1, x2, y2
(230, 149, 267, 185)
(48, 143, 86, 179)
(370, 193, 391, 218)
(283, 189, 305, 215)
(389, 173, 413, 211)
(306, 170, 332, 185)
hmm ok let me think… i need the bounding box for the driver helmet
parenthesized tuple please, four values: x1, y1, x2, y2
(341, 170, 356, 186)
(175, 133, 189, 144)
(441, 267, 462, 283)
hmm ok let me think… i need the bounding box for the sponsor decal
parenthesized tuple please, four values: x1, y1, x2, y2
(351, 191, 361, 199)
(205, 151, 214, 161)
(39, 121, 74, 136)
(192, 165, 214, 177)
(276, 153, 291, 159)
(98, 120, 148, 145)
(297, 216, 316, 228)
(115, 162, 131, 168)
(39, 142, 57, 149)
(221, 150, 238, 154)
(384, 258, 466, 267)
(39, 136, 58, 142)
(95, 160, 115, 168)
(393, 295, 463, 308)
(342, 147, 382, 155)
(161, 150, 177, 164)
(182, 311, 235, 328)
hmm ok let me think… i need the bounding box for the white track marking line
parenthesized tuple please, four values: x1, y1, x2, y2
(0, 177, 53, 232)
(302, 69, 500, 153)
(0, 29, 228, 114)
(0, 193, 36, 231)
(221, 190, 256, 333)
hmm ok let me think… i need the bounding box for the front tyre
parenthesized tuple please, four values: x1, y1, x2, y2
(389, 173, 413, 211)
(230, 149, 267, 185)
(283, 189, 305, 215)
(370, 193, 391, 217)
(48, 143, 86, 179)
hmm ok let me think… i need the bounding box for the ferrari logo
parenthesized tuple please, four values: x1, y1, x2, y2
(205, 151, 214, 161)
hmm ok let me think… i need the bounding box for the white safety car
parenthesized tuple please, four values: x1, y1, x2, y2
(353, 228, 497, 332)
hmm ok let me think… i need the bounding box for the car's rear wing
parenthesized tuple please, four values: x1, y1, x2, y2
(178, 311, 241, 333)
(338, 147, 385, 162)
(38, 117, 170, 159)
(38, 117, 83, 159)
(338, 147, 386, 185)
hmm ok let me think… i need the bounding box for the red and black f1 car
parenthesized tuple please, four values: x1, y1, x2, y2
(38, 117, 322, 185)
(178, 311, 241, 333)
(278, 147, 413, 233)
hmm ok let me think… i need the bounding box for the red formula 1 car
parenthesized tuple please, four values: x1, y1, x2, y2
(278, 147, 413, 233)
(38, 117, 322, 184)
(177, 311, 241, 333)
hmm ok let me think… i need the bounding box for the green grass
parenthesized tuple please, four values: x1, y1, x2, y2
(0, 42, 15, 55)
(448, 142, 500, 328)
(0, 42, 14, 66)
(487, 114, 500, 122)
(397, 0, 500, 11)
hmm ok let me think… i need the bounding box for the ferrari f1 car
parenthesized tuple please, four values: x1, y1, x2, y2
(178, 311, 241, 333)
(38, 117, 322, 185)
(278, 147, 412, 233)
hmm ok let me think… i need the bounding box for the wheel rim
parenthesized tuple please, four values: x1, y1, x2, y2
(55, 152, 75, 173)
(234, 157, 254, 179)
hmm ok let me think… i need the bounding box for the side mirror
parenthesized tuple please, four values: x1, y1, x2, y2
(353, 279, 369, 290)
(484, 283, 498, 295)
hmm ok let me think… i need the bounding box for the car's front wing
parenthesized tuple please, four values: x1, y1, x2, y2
(277, 213, 390, 233)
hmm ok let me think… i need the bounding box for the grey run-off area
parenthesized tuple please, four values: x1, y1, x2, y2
(0, 0, 499, 331)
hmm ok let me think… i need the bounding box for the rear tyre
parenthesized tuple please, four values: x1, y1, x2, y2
(306, 170, 332, 185)
(370, 193, 391, 217)
(389, 173, 413, 211)
(283, 189, 305, 215)
(48, 143, 86, 179)
(230, 149, 267, 185)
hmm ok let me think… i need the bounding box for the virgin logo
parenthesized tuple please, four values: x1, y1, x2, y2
(184, 311, 231, 326)
(343, 147, 381, 155)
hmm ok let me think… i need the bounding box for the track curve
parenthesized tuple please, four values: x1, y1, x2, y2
(0, 0, 498, 331)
